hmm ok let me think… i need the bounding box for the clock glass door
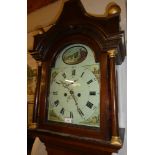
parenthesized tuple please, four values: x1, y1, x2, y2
(47, 43, 100, 127)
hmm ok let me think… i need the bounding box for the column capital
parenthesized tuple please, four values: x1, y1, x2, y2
(107, 49, 117, 58)
(36, 61, 42, 66)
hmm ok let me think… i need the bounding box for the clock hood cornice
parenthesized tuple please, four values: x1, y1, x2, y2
(29, 0, 126, 65)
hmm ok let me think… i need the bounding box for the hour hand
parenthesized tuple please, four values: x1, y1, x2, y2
(65, 79, 78, 86)
(60, 80, 68, 88)
(73, 79, 78, 82)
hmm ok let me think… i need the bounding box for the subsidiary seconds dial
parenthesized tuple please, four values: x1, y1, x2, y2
(48, 66, 100, 126)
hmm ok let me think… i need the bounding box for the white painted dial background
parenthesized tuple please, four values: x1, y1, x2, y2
(47, 43, 100, 127)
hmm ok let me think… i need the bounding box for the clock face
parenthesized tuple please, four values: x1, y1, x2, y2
(47, 44, 100, 127)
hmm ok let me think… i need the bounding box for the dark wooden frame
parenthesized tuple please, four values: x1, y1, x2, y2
(38, 34, 110, 141)
(28, 0, 126, 154)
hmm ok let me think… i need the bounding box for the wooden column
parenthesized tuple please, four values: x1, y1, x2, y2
(29, 61, 42, 129)
(107, 49, 122, 146)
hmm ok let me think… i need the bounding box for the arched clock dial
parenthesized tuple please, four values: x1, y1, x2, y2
(48, 65, 100, 127)
(47, 43, 100, 127)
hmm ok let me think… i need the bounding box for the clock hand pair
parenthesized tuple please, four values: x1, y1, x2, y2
(60, 81, 84, 119)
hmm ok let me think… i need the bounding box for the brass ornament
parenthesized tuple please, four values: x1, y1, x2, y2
(111, 136, 122, 146)
(106, 3, 121, 16)
(107, 49, 117, 58)
(38, 28, 45, 34)
(37, 61, 42, 66)
(28, 122, 38, 129)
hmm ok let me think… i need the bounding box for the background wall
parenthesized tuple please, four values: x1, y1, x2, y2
(27, 0, 127, 154)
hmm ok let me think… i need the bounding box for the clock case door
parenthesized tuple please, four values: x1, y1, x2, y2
(40, 34, 110, 141)
(29, 0, 126, 153)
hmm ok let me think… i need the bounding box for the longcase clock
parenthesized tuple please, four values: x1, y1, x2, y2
(28, 0, 126, 155)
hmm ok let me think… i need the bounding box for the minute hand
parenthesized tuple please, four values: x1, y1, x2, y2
(71, 94, 84, 118)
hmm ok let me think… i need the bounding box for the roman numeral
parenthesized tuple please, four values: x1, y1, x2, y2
(89, 91, 96, 95)
(60, 108, 65, 115)
(70, 112, 73, 118)
(86, 101, 93, 109)
(87, 79, 93, 85)
(62, 73, 66, 79)
(54, 100, 59, 107)
(81, 72, 85, 77)
(72, 69, 76, 76)
(53, 91, 58, 95)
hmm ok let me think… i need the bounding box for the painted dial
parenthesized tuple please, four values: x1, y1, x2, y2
(48, 66, 100, 126)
